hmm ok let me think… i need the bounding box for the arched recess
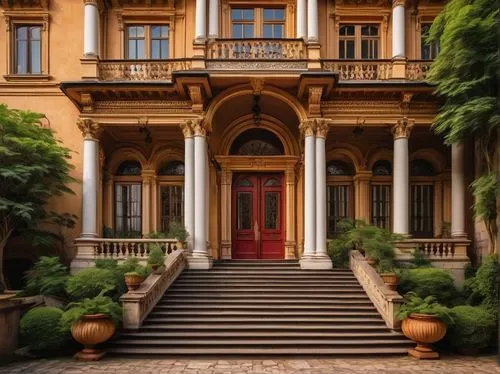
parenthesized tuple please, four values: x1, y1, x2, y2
(107, 146, 148, 175)
(218, 114, 300, 156)
(366, 147, 394, 170)
(326, 145, 364, 172)
(410, 148, 447, 174)
(205, 84, 308, 132)
(149, 147, 184, 172)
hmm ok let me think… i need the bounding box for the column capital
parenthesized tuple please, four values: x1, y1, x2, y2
(315, 119, 329, 138)
(392, 117, 414, 140)
(180, 121, 194, 138)
(190, 118, 209, 137)
(392, 0, 406, 7)
(77, 118, 102, 140)
(299, 119, 315, 137)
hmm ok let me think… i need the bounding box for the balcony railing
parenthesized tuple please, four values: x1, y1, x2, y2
(74, 238, 181, 259)
(98, 59, 192, 81)
(322, 59, 393, 80)
(406, 60, 432, 81)
(207, 38, 307, 60)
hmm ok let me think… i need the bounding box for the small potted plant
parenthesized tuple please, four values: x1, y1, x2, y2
(378, 259, 400, 291)
(60, 291, 121, 361)
(167, 220, 189, 249)
(397, 292, 453, 359)
(147, 243, 165, 272)
(123, 263, 150, 291)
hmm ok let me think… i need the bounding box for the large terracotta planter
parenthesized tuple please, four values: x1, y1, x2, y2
(366, 257, 378, 267)
(71, 314, 116, 361)
(380, 272, 400, 291)
(124, 274, 144, 291)
(401, 313, 447, 359)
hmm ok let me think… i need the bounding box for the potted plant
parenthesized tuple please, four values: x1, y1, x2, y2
(397, 292, 453, 359)
(147, 243, 165, 272)
(378, 259, 400, 291)
(167, 220, 189, 249)
(123, 262, 150, 291)
(60, 292, 121, 361)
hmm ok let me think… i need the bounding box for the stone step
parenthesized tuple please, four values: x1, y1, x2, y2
(148, 310, 381, 317)
(155, 304, 377, 311)
(183, 270, 347, 275)
(178, 275, 358, 281)
(111, 338, 411, 347)
(168, 286, 364, 293)
(107, 346, 410, 355)
(137, 323, 391, 331)
(163, 292, 369, 299)
(144, 317, 385, 324)
(160, 299, 373, 306)
(172, 282, 362, 288)
(175, 279, 360, 285)
(118, 331, 403, 338)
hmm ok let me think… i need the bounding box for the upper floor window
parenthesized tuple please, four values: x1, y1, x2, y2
(15, 25, 41, 74)
(126, 25, 169, 59)
(339, 24, 379, 59)
(421, 23, 439, 60)
(231, 7, 285, 38)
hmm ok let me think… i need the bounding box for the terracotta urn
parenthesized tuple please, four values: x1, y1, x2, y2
(380, 272, 400, 291)
(71, 314, 116, 361)
(124, 273, 144, 291)
(401, 313, 447, 359)
(366, 257, 378, 267)
(150, 264, 159, 272)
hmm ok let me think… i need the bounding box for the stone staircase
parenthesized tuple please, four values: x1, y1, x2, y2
(109, 260, 412, 355)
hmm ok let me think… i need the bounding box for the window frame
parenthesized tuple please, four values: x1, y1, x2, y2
(3, 11, 50, 81)
(156, 165, 184, 233)
(114, 178, 143, 236)
(338, 23, 381, 59)
(370, 177, 392, 230)
(420, 22, 439, 60)
(327, 175, 354, 239)
(124, 24, 171, 60)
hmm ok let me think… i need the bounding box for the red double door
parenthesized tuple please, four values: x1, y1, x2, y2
(232, 173, 284, 259)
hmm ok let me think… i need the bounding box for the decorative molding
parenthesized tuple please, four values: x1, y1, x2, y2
(1, 0, 50, 10)
(77, 118, 102, 140)
(206, 61, 307, 71)
(81, 93, 94, 113)
(190, 118, 208, 137)
(392, 0, 406, 8)
(308, 86, 323, 117)
(250, 78, 264, 96)
(392, 117, 414, 139)
(299, 120, 315, 137)
(187, 85, 204, 113)
(315, 119, 330, 138)
(180, 120, 193, 139)
(400, 92, 413, 114)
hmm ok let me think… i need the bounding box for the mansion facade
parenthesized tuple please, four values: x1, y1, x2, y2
(0, 0, 474, 276)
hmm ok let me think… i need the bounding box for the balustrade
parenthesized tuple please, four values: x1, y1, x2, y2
(207, 39, 306, 60)
(98, 59, 192, 81)
(406, 60, 432, 81)
(322, 60, 393, 80)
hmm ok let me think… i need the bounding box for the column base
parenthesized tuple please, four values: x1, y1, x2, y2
(300, 255, 333, 270)
(187, 255, 213, 270)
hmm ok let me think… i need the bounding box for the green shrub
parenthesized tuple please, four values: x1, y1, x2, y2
(20, 307, 70, 350)
(327, 239, 350, 268)
(23, 256, 69, 298)
(475, 254, 499, 308)
(95, 258, 118, 270)
(65, 268, 117, 300)
(147, 244, 165, 266)
(147, 231, 166, 239)
(397, 292, 453, 325)
(60, 293, 122, 331)
(410, 250, 432, 268)
(447, 305, 497, 350)
(167, 220, 189, 242)
(398, 268, 457, 305)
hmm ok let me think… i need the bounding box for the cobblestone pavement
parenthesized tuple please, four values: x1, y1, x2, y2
(0, 355, 498, 374)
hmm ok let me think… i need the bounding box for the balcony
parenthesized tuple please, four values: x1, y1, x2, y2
(321, 59, 432, 81)
(97, 59, 192, 81)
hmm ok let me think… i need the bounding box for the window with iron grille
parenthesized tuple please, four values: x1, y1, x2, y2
(160, 185, 184, 233)
(115, 184, 142, 235)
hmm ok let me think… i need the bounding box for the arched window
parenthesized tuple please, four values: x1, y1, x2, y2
(115, 160, 142, 236)
(371, 160, 392, 230)
(326, 159, 355, 238)
(410, 159, 435, 237)
(157, 160, 184, 233)
(229, 128, 284, 155)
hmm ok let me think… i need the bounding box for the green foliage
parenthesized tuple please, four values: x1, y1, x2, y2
(114, 230, 142, 238)
(113, 257, 151, 293)
(398, 268, 457, 305)
(147, 244, 165, 265)
(20, 307, 70, 350)
(326, 219, 356, 268)
(378, 259, 395, 273)
(65, 268, 116, 300)
(167, 220, 189, 242)
(397, 292, 454, 325)
(427, 0, 499, 254)
(0, 104, 76, 285)
(410, 250, 432, 268)
(102, 226, 114, 238)
(95, 258, 118, 270)
(474, 254, 499, 308)
(23, 256, 69, 298)
(147, 231, 166, 239)
(60, 292, 122, 331)
(447, 305, 497, 350)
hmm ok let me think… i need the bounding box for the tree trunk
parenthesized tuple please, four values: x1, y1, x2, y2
(0, 236, 9, 289)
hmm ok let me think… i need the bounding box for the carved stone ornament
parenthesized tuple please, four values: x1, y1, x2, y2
(190, 118, 208, 137)
(77, 118, 102, 140)
(250, 78, 265, 95)
(392, 117, 414, 139)
(180, 120, 194, 138)
(187, 85, 204, 114)
(299, 120, 315, 137)
(308, 86, 323, 117)
(315, 119, 330, 138)
(400, 92, 413, 114)
(81, 93, 94, 112)
(392, 0, 406, 7)
(1, 0, 50, 9)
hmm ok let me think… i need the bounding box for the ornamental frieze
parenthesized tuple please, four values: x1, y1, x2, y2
(206, 61, 307, 71)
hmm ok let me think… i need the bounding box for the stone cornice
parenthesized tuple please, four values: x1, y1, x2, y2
(1, 0, 49, 9)
(77, 118, 102, 140)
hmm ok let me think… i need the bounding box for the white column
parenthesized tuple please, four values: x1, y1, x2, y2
(315, 124, 328, 259)
(307, 0, 319, 42)
(392, 0, 406, 58)
(208, 0, 219, 39)
(181, 123, 195, 252)
(78, 119, 100, 238)
(451, 143, 466, 238)
(392, 119, 412, 236)
(302, 123, 316, 257)
(83, 0, 99, 57)
(195, 0, 207, 41)
(297, 0, 306, 39)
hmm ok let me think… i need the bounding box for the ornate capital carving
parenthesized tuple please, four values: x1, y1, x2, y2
(77, 118, 101, 140)
(308, 86, 323, 117)
(190, 118, 208, 137)
(315, 119, 330, 138)
(180, 120, 194, 138)
(299, 120, 315, 137)
(392, 117, 414, 139)
(392, 0, 406, 8)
